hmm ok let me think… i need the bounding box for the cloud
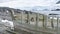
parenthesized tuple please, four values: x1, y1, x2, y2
(0, 0, 59, 8)
(0, 0, 17, 3)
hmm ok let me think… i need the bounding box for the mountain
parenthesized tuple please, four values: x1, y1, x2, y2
(30, 6, 50, 11)
(18, 5, 60, 11)
(18, 6, 56, 11)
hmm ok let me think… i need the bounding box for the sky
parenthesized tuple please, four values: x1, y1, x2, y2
(0, 0, 59, 8)
(0, 0, 15, 3)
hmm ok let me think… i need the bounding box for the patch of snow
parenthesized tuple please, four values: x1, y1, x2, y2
(1, 19, 14, 30)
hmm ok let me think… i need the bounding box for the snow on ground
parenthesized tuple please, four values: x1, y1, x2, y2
(1, 19, 14, 30)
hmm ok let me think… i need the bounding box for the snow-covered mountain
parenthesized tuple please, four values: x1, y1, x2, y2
(18, 6, 60, 11)
(30, 6, 51, 11)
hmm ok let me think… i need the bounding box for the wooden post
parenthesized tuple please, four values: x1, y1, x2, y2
(36, 13, 39, 28)
(21, 11, 23, 24)
(35, 13, 39, 34)
(44, 15, 48, 28)
(28, 11, 30, 24)
(51, 17, 54, 28)
(43, 15, 45, 27)
(9, 9, 15, 20)
(57, 17, 59, 34)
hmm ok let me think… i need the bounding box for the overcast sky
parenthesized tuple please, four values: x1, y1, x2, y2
(0, 0, 16, 3)
(0, 0, 59, 8)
